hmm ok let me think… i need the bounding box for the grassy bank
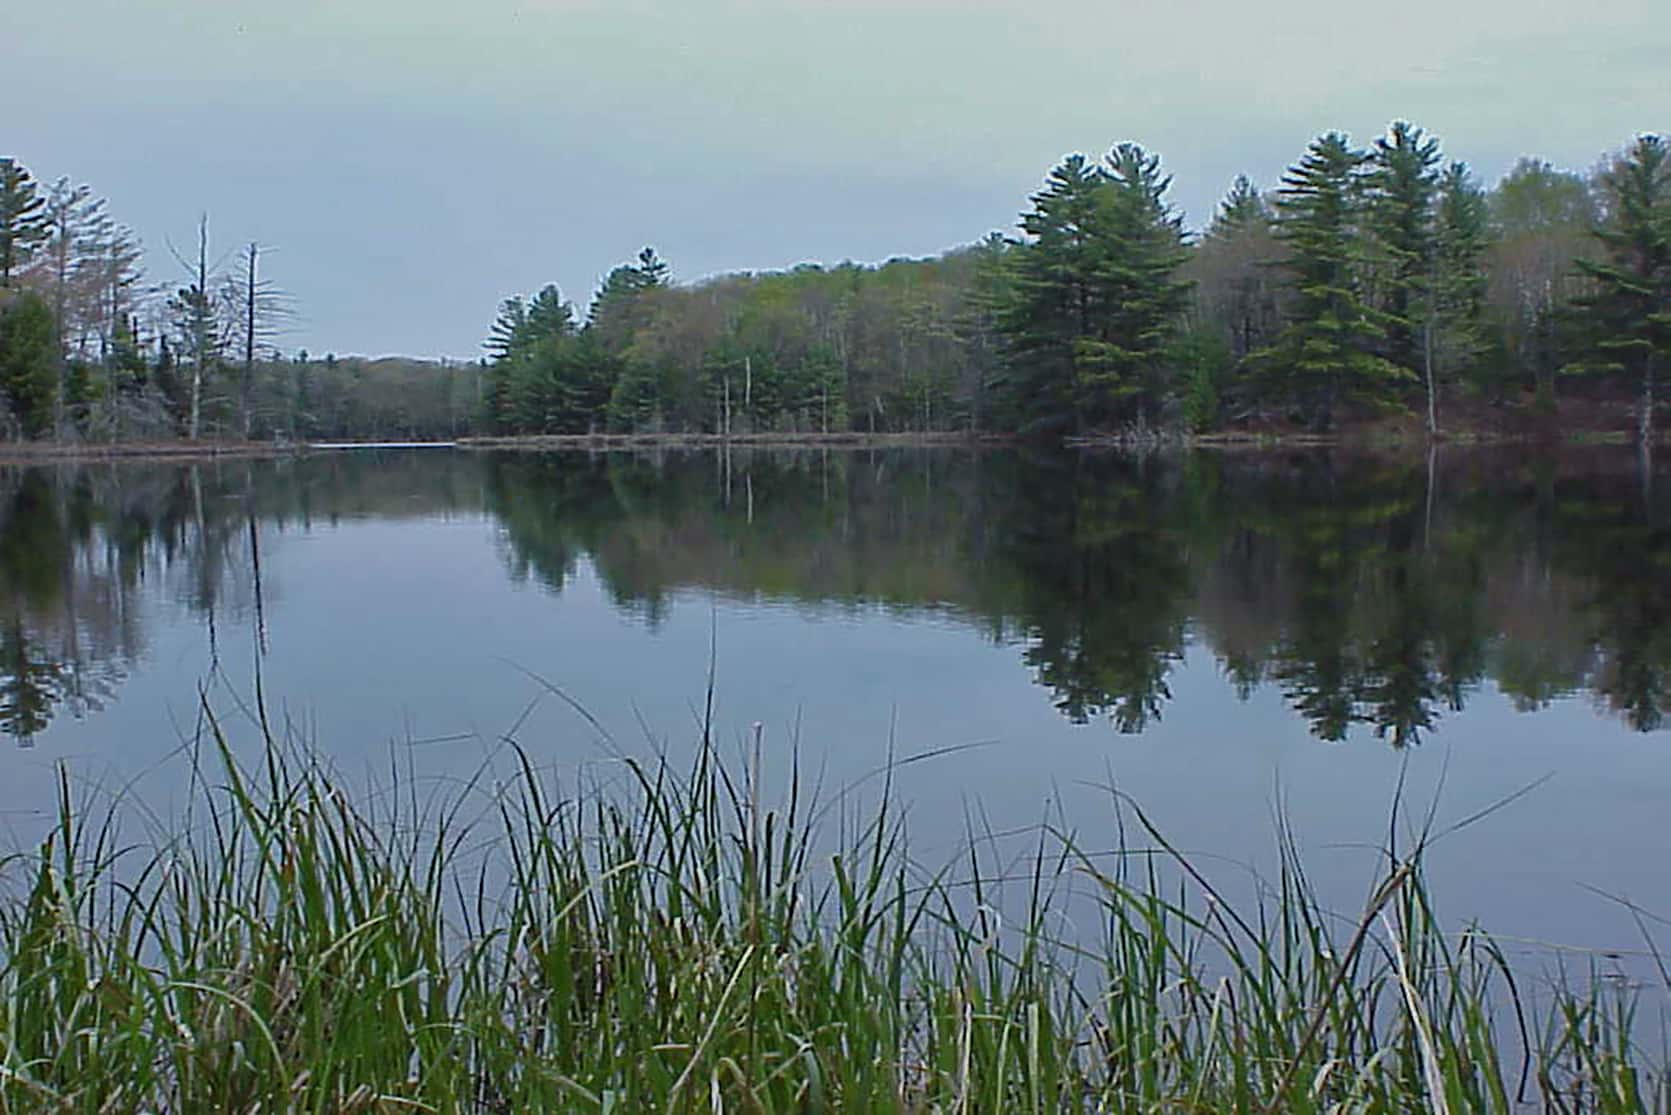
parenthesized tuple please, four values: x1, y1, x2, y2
(0, 722, 1663, 1113)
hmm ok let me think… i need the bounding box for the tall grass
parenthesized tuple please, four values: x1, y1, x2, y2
(0, 714, 1663, 1113)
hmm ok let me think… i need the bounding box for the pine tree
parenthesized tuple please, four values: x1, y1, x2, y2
(482, 285, 580, 432)
(485, 285, 574, 365)
(1431, 162, 1490, 407)
(1258, 132, 1404, 429)
(524, 284, 576, 344)
(485, 296, 528, 363)
(953, 233, 1011, 430)
(0, 290, 59, 436)
(995, 148, 1191, 434)
(0, 159, 48, 289)
(606, 359, 667, 432)
(995, 154, 1110, 435)
(589, 249, 670, 353)
(1367, 121, 1441, 374)
(522, 333, 617, 433)
(1570, 134, 1671, 443)
(1074, 143, 1193, 426)
(1215, 174, 1266, 232)
(635, 247, 670, 288)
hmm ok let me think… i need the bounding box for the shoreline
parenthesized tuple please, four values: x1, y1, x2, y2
(0, 424, 1660, 464)
(456, 430, 1003, 452)
(0, 439, 296, 465)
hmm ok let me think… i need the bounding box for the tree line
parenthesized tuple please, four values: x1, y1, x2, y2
(3, 122, 1667, 444)
(0, 160, 475, 442)
(481, 124, 1669, 442)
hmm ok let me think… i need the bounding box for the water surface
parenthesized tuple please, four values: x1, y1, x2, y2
(1, 446, 1666, 979)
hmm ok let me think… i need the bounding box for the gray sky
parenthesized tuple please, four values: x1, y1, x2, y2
(8, 0, 1667, 359)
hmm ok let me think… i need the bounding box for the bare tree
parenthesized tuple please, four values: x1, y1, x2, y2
(169, 215, 228, 441)
(87, 220, 143, 358)
(220, 243, 293, 437)
(31, 179, 109, 437)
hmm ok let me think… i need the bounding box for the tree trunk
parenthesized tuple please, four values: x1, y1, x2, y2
(243, 243, 257, 439)
(1424, 315, 1438, 438)
(1640, 357, 1655, 446)
(1424, 441, 1437, 552)
(188, 216, 210, 442)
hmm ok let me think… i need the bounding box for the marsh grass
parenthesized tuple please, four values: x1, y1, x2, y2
(0, 709, 1664, 1113)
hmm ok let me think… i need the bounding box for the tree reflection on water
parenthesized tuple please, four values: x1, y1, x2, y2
(1, 446, 1665, 746)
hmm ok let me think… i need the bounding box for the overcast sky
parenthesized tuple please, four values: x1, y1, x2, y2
(7, 0, 1667, 359)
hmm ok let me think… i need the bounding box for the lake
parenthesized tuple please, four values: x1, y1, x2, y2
(1, 445, 1666, 986)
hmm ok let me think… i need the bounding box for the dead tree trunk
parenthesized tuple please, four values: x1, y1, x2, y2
(187, 216, 209, 441)
(242, 243, 257, 439)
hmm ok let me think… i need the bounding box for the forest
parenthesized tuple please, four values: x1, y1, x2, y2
(0, 122, 1667, 444)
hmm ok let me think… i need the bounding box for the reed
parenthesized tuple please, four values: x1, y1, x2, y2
(0, 713, 1662, 1113)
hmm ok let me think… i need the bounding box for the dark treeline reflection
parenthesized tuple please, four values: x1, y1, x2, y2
(1, 448, 1665, 746)
(0, 452, 486, 744)
(484, 447, 1670, 742)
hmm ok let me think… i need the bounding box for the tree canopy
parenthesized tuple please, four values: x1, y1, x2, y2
(4, 127, 1669, 445)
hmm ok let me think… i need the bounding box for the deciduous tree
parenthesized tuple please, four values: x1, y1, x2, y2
(1486, 159, 1597, 405)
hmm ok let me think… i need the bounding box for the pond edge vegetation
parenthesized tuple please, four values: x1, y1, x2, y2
(0, 698, 1663, 1112)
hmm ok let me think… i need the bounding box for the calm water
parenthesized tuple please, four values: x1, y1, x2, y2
(1, 446, 1667, 975)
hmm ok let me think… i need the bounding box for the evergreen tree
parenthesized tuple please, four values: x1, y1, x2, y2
(795, 346, 848, 433)
(606, 359, 668, 432)
(482, 285, 581, 432)
(588, 249, 670, 355)
(1431, 162, 1490, 399)
(539, 334, 618, 433)
(0, 290, 60, 436)
(994, 154, 1111, 435)
(0, 621, 64, 743)
(996, 148, 1190, 434)
(169, 277, 221, 437)
(485, 296, 528, 362)
(483, 297, 526, 431)
(1216, 174, 1267, 232)
(1569, 134, 1671, 443)
(486, 285, 574, 364)
(0, 159, 48, 289)
(1075, 143, 1192, 425)
(953, 233, 1011, 430)
(524, 283, 576, 344)
(635, 246, 670, 288)
(1258, 132, 1404, 429)
(1367, 121, 1441, 373)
